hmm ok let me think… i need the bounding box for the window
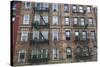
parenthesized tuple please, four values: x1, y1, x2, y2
(82, 31, 86, 39)
(34, 13, 40, 23)
(66, 47, 72, 58)
(79, 6, 83, 13)
(66, 47, 72, 62)
(33, 31, 39, 40)
(65, 17, 69, 25)
(12, 17, 15, 22)
(65, 31, 71, 40)
(35, 3, 41, 8)
(23, 15, 30, 24)
(82, 47, 89, 56)
(91, 31, 95, 40)
(41, 49, 48, 58)
(18, 49, 25, 62)
(52, 31, 58, 41)
(25, 2, 31, 9)
(80, 18, 85, 26)
(21, 31, 28, 41)
(52, 48, 59, 59)
(31, 48, 38, 58)
(43, 3, 48, 8)
(52, 16, 58, 25)
(40, 31, 48, 40)
(52, 4, 58, 12)
(72, 5, 77, 12)
(75, 31, 79, 36)
(73, 18, 78, 24)
(76, 47, 81, 55)
(64, 4, 68, 12)
(12, 2, 16, 10)
(87, 6, 91, 13)
(88, 18, 93, 25)
(43, 16, 48, 23)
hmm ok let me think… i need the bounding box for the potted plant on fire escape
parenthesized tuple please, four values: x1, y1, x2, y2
(33, 21, 40, 29)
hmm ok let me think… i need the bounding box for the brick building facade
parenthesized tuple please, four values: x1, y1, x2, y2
(11, 1, 97, 66)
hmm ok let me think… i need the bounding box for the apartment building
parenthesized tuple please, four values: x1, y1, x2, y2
(11, 1, 97, 66)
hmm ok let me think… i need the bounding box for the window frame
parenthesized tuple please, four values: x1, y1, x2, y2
(25, 2, 31, 9)
(33, 31, 39, 40)
(52, 4, 58, 12)
(65, 17, 70, 25)
(52, 16, 58, 25)
(21, 31, 28, 42)
(80, 18, 85, 26)
(87, 6, 91, 13)
(79, 6, 84, 13)
(88, 18, 93, 25)
(23, 15, 30, 24)
(18, 49, 26, 62)
(52, 31, 58, 41)
(64, 4, 69, 12)
(72, 5, 77, 12)
(73, 17, 78, 24)
(52, 48, 59, 59)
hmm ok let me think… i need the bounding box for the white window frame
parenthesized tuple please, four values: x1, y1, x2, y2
(52, 31, 58, 41)
(80, 18, 85, 25)
(79, 6, 83, 13)
(73, 18, 78, 24)
(87, 7, 91, 13)
(52, 48, 59, 59)
(88, 18, 93, 25)
(66, 48, 72, 56)
(23, 15, 30, 24)
(34, 13, 40, 23)
(52, 4, 58, 11)
(75, 31, 79, 36)
(21, 31, 28, 41)
(82, 31, 86, 39)
(65, 31, 70, 37)
(25, 2, 31, 9)
(18, 49, 26, 62)
(52, 16, 58, 25)
(33, 31, 39, 40)
(65, 17, 69, 25)
(72, 5, 77, 10)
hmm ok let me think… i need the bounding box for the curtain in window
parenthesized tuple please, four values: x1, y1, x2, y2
(52, 16, 58, 25)
(33, 31, 39, 40)
(52, 4, 58, 11)
(52, 31, 58, 40)
(34, 13, 40, 23)
(21, 31, 28, 41)
(73, 18, 78, 24)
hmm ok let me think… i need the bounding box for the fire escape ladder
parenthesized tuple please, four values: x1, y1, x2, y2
(39, 32, 46, 41)
(40, 15, 47, 25)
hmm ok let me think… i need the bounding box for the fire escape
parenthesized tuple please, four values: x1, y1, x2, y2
(29, 3, 50, 64)
(72, 7, 91, 61)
